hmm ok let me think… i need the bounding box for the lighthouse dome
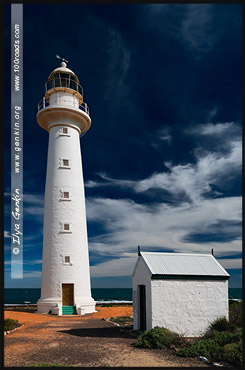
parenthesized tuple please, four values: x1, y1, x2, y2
(48, 63, 78, 82)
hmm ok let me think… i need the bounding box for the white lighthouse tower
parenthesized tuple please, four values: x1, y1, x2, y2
(36, 59, 96, 315)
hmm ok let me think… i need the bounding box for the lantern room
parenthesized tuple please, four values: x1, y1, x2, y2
(45, 61, 84, 105)
(37, 61, 91, 134)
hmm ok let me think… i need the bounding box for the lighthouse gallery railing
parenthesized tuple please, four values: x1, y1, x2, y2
(37, 98, 89, 115)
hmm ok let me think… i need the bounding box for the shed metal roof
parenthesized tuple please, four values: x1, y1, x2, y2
(140, 252, 230, 278)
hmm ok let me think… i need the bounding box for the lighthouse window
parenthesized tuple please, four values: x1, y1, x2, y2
(63, 159, 70, 167)
(48, 72, 79, 92)
(64, 256, 70, 263)
(59, 127, 70, 137)
(60, 222, 72, 233)
(59, 158, 71, 169)
(60, 190, 71, 201)
(60, 73, 68, 87)
(70, 75, 78, 91)
(53, 74, 60, 88)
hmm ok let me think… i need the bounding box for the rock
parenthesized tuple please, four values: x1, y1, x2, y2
(170, 345, 179, 352)
(211, 362, 224, 367)
(199, 356, 209, 363)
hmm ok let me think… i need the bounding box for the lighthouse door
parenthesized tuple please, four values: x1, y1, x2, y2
(62, 284, 74, 306)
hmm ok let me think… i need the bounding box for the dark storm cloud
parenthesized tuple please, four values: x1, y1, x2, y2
(183, 220, 242, 244)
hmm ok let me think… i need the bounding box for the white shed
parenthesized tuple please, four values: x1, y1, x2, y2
(132, 251, 230, 337)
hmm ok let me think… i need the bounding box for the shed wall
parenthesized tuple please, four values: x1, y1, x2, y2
(151, 279, 229, 337)
(132, 257, 152, 331)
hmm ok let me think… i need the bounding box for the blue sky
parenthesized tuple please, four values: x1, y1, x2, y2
(4, 3, 242, 288)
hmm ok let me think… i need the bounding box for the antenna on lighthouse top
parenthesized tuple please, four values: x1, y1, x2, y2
(56, 54, 68, 67)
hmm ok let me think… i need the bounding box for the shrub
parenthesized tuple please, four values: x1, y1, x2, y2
(178, 339, 219, 359)
(229, 301, 242, 327)
(205, 330, 242, 346)
(134, 326, 183, 349)
(135, 326, 170, 349)
(209, 317, 232, 332)
(4, 318, 20, 332)
(178, 329, 242, 366)
(163, 328, 185, 347)
(223, 339, 242, 367)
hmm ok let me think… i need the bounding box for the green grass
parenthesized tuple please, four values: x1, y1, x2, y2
(109, 315, 133, 326)
(99, 303, 131, 307)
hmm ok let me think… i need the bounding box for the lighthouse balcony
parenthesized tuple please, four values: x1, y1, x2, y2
(38, 96, 89, 115)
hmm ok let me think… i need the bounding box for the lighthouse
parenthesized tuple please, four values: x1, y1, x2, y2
(36, 59, 96, 315)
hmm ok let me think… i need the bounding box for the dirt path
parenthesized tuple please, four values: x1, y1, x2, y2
(4, 307, 209, 367)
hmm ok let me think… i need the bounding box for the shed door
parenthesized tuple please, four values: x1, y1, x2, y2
(139, 285, 146, 331)
(62, 284, 74, 306)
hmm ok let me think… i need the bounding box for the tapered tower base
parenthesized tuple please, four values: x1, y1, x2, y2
(37, 297, 96, 316)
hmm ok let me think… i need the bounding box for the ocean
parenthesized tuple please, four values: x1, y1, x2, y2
(4, 287, 242, 305)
